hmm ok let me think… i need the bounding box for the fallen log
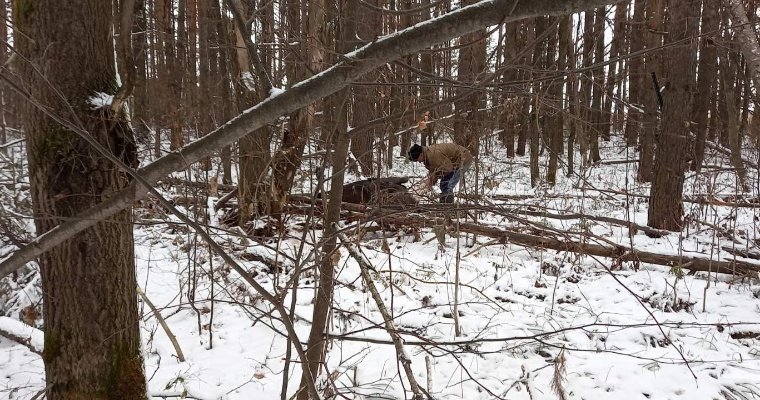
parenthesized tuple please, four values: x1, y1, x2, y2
(288, 197, 760, 276)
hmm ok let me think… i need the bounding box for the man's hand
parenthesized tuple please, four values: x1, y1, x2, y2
(426, 175, 435, 189)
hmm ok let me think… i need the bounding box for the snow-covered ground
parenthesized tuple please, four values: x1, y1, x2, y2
(3, 137, 760, 399)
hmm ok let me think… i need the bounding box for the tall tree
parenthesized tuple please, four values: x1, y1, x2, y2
(297, 2, 352, 397)
(236, 0, 275, 222)
(349, 1, 381, 175)
(648, 0, 697, 230)
(14, 0, 147, 398)
(454, 0, 488, 155)
(727, 0, 760, 99)
(690, 0, 719, 171)
(624, 0, 645, 147)
(547, 16, 569, 185)
(269, 0, 325, 216)
(601, 1, 628, 138)
(637, 0, 664, 182)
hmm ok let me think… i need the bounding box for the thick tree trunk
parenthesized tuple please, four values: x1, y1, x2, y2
(14, 1, 147, 398)
(647, 0, 697, 231)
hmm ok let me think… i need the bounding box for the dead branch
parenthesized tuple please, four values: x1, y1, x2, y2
(137, 287, 185, 362)
(337, 227, 430, 400)
(161, 177, 237, 193)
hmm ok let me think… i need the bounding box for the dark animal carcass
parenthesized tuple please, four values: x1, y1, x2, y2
(341, 177, 418, 207)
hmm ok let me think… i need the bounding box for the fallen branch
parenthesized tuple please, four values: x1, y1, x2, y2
(137, 287, 185, 362)
(0, 316, 43, 355)
(337, 227, 430, 400)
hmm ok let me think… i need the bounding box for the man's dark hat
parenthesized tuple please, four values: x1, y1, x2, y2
(408, 144, 422, 161)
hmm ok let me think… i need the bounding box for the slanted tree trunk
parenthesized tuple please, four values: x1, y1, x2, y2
(690, 0, 718, 172)
(727, 0, 760, 100)
(14, 1, 147, 398)
(647, 0, 697, 231)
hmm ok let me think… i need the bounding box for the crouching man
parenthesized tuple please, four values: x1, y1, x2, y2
(408, 143, 473, 203)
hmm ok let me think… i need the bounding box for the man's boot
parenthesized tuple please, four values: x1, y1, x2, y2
(440, 193, 454, 203)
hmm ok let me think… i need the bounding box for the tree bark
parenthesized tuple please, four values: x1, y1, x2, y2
(690, 0, 719, 172)
(13, 1, 147, 398)
(637, 0, 663, 182)
(232, 0, 274, 222)
(727, 0, 760, 101)
(720, 54, 750, 192)
(647, 0, 697, 231)
(453, 0, 487, 156)
(624, 0, 645, 147)
(296, 0, 353, 391)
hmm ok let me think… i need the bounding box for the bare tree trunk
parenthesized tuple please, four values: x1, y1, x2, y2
(720, 53, 750, 191)
(14, 1, 147, 398)
(624, 0, 645, 147)
(349, 1, 381, 175)
(566, 19, 579, 176)
(529, 17, 547, 186)
(637, 0, 664, 182)
(233, 0, 274, 223)
(601, 1, 628, 139)
(727, 0, 760, 100)
(269, 0, 325, 216)
(454, 0, 487, 155)
(648, 0, 697, 231)
(589, 6, 605, 159)
(516, 20, 533, 157)
(578, 11, 594, 167)
(690, 0, 719, 172)
(547, 16, 568, 185)
(297, 0, 354, 393)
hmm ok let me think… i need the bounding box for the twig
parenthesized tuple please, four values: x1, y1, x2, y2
(137, 287, 185, 362)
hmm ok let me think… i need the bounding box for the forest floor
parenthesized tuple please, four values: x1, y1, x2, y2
(3, 137, 760, 399)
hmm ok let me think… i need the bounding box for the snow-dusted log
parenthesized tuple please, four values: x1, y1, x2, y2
(321, 201, 760, 276)
(0, 0, 621, 280)
(0, 316, 43, 355)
